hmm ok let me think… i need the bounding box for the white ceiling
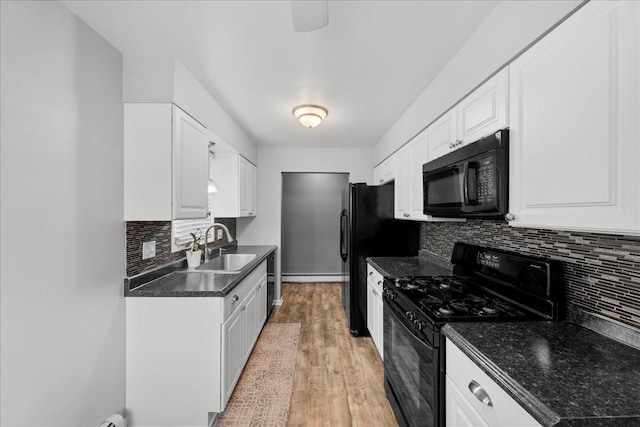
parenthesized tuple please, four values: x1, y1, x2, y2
(64, 0, 499, 148)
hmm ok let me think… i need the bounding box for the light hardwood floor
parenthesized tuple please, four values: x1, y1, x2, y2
(269, 283, 398, 427)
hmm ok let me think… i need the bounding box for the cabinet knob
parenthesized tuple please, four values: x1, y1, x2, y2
(378, 281, 382, 286)
(242, 306, 246, 311)
(369, 272, 373, 276)
(231, 295, 239, 303)
(379, 179, 383, 183)
(504, 213, 516, 222)
(372, 289, 377, 296)
(468, 380, 493, 407)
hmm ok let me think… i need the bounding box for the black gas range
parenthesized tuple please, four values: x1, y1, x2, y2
(382, 242, 562, 427)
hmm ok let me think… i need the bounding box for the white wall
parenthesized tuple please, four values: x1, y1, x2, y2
(1, 1, 126, 426)
(236, 147, 372, 297)
(123, 55, 258, 164)
(374, 0, 584, 164)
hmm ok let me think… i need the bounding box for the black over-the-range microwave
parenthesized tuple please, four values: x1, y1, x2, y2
(422, 129, 508, 219)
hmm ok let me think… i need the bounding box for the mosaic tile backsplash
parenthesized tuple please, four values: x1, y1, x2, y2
(420, 221, 640, 330)
(126, 218, 236, 277)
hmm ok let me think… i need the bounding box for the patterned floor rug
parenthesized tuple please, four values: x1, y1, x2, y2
(215, 322, 301, 426)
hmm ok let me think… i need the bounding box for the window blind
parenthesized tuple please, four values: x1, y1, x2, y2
(172, 218, 213, 252)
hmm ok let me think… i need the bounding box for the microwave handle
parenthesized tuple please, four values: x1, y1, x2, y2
(463, 162, 478, 205)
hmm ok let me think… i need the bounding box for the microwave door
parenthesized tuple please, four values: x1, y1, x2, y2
(424, 165, 464, 215)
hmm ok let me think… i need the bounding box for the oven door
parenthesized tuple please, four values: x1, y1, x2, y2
(383, 299, 439, 427)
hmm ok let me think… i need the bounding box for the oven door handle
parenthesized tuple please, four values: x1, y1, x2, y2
(383, 299, 434, 349)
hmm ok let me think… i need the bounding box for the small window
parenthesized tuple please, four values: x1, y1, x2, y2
(172, 217, 212, 252)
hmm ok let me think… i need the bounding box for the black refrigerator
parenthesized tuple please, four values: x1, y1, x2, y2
(340, 182, 419, 336)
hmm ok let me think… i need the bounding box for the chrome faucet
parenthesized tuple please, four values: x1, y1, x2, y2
(204, 223, 235, 262)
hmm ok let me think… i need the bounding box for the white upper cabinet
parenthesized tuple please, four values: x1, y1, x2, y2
(395, 131, 432, 220)
(373, 155, 396, 185)
(408, 132, 431, 219)
(427, 68, 509, 161)
(239, 156, 257, 217)
(427, 110, 458, 161)
(172, 107, 210, 219)
(212, 153, 257, 218)
(508, 0, 640, 235)
(457, 68, 509, 145)
(394, 145, 410, 219)
(395, 130, 466, 223)
(125, 103, 209, 220)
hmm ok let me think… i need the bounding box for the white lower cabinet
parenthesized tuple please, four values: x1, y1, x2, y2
(508, 0, 640, 235)
(126, 261, 267, 427)
(222, 273, 266, 405)
(222, 304, 244, 403)
(446, 376, 489, 427)
(366, 263, 384, 360)
(445, 339, 540, 427)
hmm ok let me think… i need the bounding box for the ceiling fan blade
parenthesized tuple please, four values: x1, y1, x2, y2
(290, 0, 328, 32)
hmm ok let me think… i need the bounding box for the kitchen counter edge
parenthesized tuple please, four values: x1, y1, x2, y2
(442, 322, 640, 427)
(124, 245, 277, 298)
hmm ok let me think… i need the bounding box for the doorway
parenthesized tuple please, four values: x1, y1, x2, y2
(281, 172, 349, 282)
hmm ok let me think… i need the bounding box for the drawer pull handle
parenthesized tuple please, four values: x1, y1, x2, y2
(468, 380, 493, 407)
(231, 295, 239, 303)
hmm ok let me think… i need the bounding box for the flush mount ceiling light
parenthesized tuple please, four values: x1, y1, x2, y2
(292, 105, 328, 128)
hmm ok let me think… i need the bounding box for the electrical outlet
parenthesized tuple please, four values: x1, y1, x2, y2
(217, 229, 223, 240)
(142, 241, 156, 259)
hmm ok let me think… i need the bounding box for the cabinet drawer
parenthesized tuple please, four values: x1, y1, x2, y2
(366, 264, 383, 291)
(223, 261, 267, 321)
(446, 339, 541, 427)
(445, 376, 488, 427)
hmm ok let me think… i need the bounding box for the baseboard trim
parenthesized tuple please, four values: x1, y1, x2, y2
(282, 275, 343, 283)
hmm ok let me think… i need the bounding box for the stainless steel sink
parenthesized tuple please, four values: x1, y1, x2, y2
(179, 253, 257, 274)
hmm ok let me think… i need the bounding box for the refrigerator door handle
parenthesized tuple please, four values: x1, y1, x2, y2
(340, 210, 348, 262)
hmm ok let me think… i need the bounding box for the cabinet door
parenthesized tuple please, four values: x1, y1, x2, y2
(257, 276, 267, 328)
(394, 146, 410, 219)
(238, 156, 257, 217)
(249, 163, 257, 216)
(211, 152, 240, 218)
(373, 164, 383, 185)
(509, 0, 640, 235)
(381, 156, 396, 182)
(445, 377, 489, 427)
(242, 289, 258, 361)
(172, 106, 209, 219)
(366, 280, 375, 337)
(375, 291, 384, 360)
(408, 131, 429, 220)
(457, 68, 508, 145)
(239, 157, 249, 216)
(222, 307, 244, 406)
(427, 110, 458, 161)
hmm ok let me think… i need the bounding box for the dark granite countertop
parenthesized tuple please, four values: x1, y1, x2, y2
(443, 322, 640, 426)
(125, 245, 277, 297)
(367, 256, 452, 277)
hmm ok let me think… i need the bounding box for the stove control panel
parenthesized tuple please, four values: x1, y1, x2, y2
(477, 251, 500, 269)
